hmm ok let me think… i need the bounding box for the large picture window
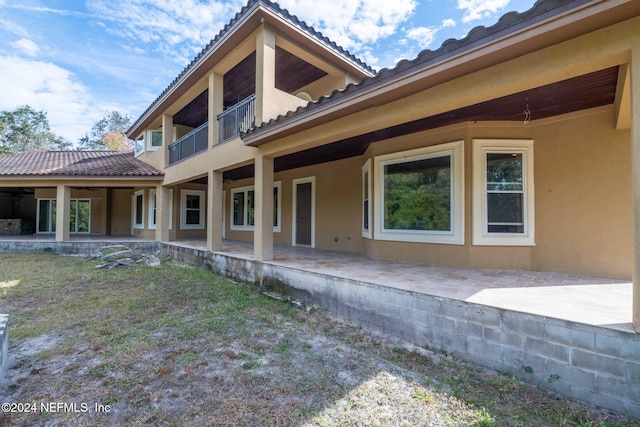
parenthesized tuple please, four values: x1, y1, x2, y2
(374, 141, 464, 244)
(473, 139, 534, 246)
(231, 182, 281, 232)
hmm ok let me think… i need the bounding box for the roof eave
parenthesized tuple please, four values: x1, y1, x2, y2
(0, 175, 164, 180)
(127, 0, 374, 139)
(242, 0, 640, 146)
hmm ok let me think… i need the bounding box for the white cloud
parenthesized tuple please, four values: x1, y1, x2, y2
(442, 18, 456, 28)
(457, 0, 511, 23)
(86, 0, 245, 66)
(276, 0, 417, 52)
(0, 56, 100, 142)
(405, 17, 456, 50)
(11, 39, 40, 57)
(406, 27, 437, 49)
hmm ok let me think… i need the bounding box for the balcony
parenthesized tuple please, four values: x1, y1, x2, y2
(168, 122, 208, 165)
(217, 94, 256, 143)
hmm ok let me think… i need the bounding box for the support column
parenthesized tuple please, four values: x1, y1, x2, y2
(207, 170, 224, 252)
(162, 114, 173, 167)
(631, 46, 640, 332)
(208, 71, 223, 146)
(55, 185, 70, 242)
(155, 185, 170, 242)
(254, 153, 274, 261)
(255, 24, 276, 127)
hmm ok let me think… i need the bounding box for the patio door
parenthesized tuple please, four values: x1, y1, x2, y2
(293, 177, 315, 247)
(36, 198, 90, 233)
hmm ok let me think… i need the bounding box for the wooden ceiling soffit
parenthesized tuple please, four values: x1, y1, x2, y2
(225, 66, 619, 181)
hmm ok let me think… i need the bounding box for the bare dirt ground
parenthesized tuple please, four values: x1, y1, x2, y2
(0, 252, 637, 427)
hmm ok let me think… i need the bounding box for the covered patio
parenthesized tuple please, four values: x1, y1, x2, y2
(167, 239, 633, 333)
(0, 234, 631, 332)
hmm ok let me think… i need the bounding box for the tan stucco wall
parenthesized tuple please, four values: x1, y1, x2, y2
(223, 106, 631, 278)
(361, 107, 632, 279)
(531, 108, 631, 278)
(223, 157, 365, 252)
(110, 189, 133, 236)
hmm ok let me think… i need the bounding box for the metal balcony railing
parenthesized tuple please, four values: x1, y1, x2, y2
(168, 122, 208, 165)
(217, 94, 256, 143)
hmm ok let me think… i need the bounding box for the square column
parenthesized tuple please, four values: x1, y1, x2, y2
(55, 185, 70, 242)
(631, 46, 640, 332)
(208, 71, 223, 146)
(155, 185, 170, 242)
(207, 170, 224, 252)
(255, 24, 276, 127)
(254, 154, 274, 261)
(162, 114, 173, 167)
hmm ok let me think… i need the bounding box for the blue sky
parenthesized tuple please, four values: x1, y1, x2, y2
(0, 0, 537, 144)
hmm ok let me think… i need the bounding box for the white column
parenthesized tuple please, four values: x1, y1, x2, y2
(631, 46, 640, 332)
(55, 185, 70, 242)
(254, 153, 274, 261)
(207, 170, 224, 252)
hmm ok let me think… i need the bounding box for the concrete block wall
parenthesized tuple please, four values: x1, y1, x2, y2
(0, 241, 161, 255)
(159, 244, 640, 419)
(0, 314, 8, 385)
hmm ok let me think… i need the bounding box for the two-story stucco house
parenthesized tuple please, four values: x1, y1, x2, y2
(1, 0, 640, 320)
(3, 0, 640, 415)
(126, 0, 636, 274)
(127, 0, 640, 291)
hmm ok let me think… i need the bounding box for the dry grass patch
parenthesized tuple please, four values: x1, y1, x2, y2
(0, 253, 637, 426)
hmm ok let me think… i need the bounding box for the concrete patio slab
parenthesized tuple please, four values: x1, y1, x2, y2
(171, 239, 633, 333)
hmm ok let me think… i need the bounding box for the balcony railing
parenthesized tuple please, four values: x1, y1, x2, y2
(168, 122, 208, 165)
(217, 94, 256, 143)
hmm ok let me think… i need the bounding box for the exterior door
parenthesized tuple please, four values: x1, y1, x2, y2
(293, 178, 314, 247)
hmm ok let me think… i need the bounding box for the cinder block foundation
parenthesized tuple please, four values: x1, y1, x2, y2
(161, 243, 640, 419)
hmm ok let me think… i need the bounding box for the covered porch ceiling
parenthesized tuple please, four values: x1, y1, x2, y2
(173, 47, 328, 129)
(223, 66, 620, 181)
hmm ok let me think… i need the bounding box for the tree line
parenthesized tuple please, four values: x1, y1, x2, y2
(0, 105, 134, 154)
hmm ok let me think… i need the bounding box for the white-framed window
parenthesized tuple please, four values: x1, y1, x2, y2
(37, 198, 90, 233)
(133, 190, 144, 229)
(472, 139, 535, 246)
(148, 130, 162, 150)
(374, 140, 464, 244)
(180, 189, 205, 229)
(231, 182, 281, 232)
(135, 135, 144, 155)
(148, 188, 173, 230)
(362, 159, 371, 239)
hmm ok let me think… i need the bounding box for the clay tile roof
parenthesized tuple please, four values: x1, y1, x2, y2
(0, 151, 164, 178)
